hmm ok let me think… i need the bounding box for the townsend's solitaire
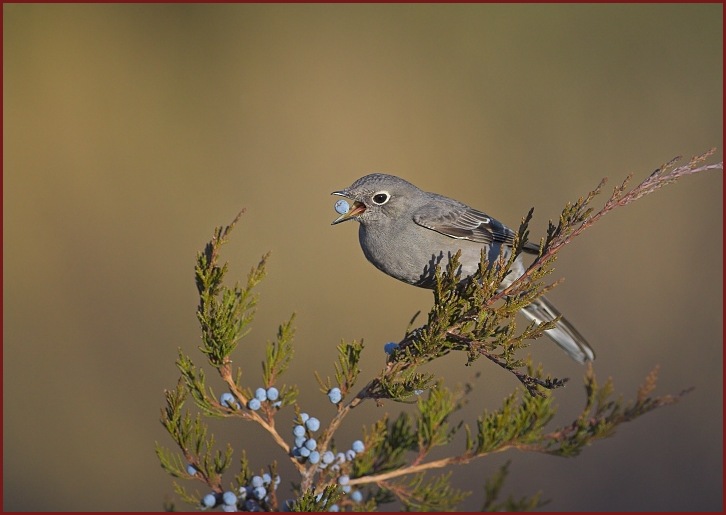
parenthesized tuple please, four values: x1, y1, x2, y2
(331, 173, 595, 364)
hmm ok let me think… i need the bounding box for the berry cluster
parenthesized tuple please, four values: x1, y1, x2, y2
(206, 388, 367, 511)
(313, 473, 366, 512)
(315, 439, 365, 473)
(290, 412, 322, 462)
(200, 473, 280, 512)
(288, 405, 368, 510)
(219, 387, 281, 412)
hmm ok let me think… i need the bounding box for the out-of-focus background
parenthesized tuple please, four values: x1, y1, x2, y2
(3, 4, 722, 512)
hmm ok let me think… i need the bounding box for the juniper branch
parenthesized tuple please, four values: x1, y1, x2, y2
(346, 364, 689, 490)
(160, 150, 718, 510)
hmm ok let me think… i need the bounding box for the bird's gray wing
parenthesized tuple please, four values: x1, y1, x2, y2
(412, 195, 539, 253)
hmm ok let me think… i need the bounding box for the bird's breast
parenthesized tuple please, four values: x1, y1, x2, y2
(357, 223, 496, 288)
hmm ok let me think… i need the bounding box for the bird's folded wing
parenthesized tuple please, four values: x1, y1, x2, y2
(412, 197, 539, 253)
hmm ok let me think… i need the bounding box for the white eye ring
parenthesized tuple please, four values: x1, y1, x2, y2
(372, 191, 390, 205)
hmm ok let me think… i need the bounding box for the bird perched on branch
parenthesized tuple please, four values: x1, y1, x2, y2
(331, 173, 594, 364)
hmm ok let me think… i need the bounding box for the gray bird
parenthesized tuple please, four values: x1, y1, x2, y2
(331, 173, 595, 364)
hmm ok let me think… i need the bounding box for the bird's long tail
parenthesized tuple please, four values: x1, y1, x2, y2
(520, 295, 595, 364)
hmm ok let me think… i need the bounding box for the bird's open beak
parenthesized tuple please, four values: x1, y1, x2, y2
(331, 191, 366, 225)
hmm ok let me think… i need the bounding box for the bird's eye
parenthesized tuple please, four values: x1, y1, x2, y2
(372, 192, 390, 205)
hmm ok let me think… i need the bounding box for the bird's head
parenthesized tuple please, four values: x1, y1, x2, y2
(331, 173, 422, 225)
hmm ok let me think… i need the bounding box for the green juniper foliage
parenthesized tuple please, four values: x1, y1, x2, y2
(157, 150, 721, 511)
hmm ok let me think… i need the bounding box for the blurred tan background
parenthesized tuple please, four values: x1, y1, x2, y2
(3, 3, 722, 512)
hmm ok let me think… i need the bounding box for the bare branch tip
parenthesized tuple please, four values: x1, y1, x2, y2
(230, 208, 246, 227)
